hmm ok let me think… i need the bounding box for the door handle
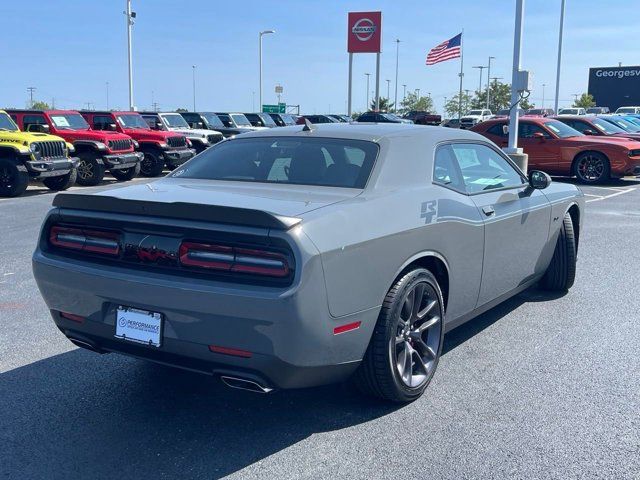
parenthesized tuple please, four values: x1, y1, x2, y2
(482, 206, 495, 216)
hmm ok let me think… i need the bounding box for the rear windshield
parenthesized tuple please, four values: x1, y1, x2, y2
(170, 137, 379, 189)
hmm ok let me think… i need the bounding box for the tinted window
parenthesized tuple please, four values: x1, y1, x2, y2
(142, 115, 158, 128)
(449, 143, 525, 193)
(170, 137, 379, 189)
(23, 114, 48, 130)
(92, 115, 114, 130)
(518, 122, 551, 139)
(433, 145, 464, 191)
(487, 124, 507, 137)
(217, 114, 233, 128)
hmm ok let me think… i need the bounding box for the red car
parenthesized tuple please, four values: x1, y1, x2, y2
(472, 117, 640, 183)
(553, 115, 640, 141)
(81, 111, 195, 177)
(8, 109, 141, 186)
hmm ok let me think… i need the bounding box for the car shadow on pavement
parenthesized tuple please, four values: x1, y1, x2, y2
(1, 286, 561, 479)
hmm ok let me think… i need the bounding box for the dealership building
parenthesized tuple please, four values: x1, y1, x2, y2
(588, 65, 640, 110)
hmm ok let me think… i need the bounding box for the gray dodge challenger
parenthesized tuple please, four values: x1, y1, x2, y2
(33, 123, 584, 402)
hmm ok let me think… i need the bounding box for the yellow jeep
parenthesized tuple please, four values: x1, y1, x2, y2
(0, 110, 78, 197)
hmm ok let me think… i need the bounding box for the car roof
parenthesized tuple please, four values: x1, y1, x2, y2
(235, 122, 483, 142)
(552, 115, 597, 120)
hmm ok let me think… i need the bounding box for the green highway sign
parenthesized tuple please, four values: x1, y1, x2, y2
(262, 103, 286, 113)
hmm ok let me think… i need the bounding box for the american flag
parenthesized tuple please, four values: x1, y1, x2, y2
(426, 33, 462, 65)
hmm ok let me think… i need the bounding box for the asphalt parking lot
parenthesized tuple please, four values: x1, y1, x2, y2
(1, 176, 639, 480)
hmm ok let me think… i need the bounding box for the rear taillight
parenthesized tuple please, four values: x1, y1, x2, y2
(49, 225, 120, 256)
(179, 241, 290, 278)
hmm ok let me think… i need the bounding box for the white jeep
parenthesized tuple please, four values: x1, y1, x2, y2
(142, 112, 224, 153)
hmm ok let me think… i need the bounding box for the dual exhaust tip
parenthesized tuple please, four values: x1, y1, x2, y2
(220, 375, 273, 394)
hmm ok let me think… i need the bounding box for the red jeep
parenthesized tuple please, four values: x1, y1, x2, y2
(81, 111, 196, 177)
(8, 110, 142, 186)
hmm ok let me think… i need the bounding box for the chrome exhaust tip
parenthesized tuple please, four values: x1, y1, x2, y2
(220, 375, 273, 394)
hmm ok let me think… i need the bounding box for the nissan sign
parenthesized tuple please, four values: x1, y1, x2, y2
(588, 66, 640, 111)
(348, 11, 382, 53)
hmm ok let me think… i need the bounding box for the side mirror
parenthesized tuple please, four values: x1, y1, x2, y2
(583, 129, 595, 136)
(532, 132, 546, 140)
(197, 122, 203, 128)
(154, 122, 163, 129)
(529, 170, 552, 189)
(502, 124, 509, 135)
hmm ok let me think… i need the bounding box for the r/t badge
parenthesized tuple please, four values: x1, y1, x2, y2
(421, 200, 438, 224)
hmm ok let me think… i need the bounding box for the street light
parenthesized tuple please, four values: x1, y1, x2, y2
(486, 56, 495, 110)
(124, 0, 136, 111)
(402, 84, 407, 100)
(473, 65, 486, 94)
(386, 79, 391, 101)
(394, 39, 401, 112)
(259, 30, 275, 113)
(542, 83, 546, 108)
(365, 73, 371, 110)
(192, 65, 197, 112)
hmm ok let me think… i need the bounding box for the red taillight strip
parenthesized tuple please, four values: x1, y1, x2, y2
(333, 321, 362, 335)
(49, 226, 120, 256)
(180, 242, 290, 278)
(60, 311, 85, 323)
(208, 345, 253, 358)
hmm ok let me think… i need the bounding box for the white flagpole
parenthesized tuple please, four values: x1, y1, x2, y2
(458, 30, 464, 119)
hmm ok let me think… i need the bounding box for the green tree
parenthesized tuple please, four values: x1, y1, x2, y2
(444, 92, 472, 117)
(369, 97, 394, 112)
(471, 81, 512, 112)
(175, 108, 188, 113)
(30, 100, 50, 110)
(399, 92, 434, 115)
(573, 93, 595, 108)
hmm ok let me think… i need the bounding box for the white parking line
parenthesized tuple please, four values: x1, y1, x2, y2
(585, 187, 636, 203)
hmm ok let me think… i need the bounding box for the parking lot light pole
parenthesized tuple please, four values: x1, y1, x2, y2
(259, 30, 275, 113)
(486, 56, 495, 109)
(125, 0, 136, 111)
(192, 65, 196, 112)
(542, 83, 546, 108)
(386, 79, 390, 101)
(554, 0, 566, 114)
(473, 66, 486, 94)
(402, 84, 407, 101)
(365, 73, 371, 110)
(394, 39, 401, 113)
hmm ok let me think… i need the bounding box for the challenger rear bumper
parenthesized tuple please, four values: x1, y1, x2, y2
(32, 245, 379, 390)
(102, 152, 143, 170)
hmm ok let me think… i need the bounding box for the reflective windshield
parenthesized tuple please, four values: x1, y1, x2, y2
(591, 117, 625, 134)
(543, 120, 582, 138)
(559, 109, 579, 115)
(116, 114, 150, 129)
(0, 113, 18, 131)
(467, 110, 484, 115)
(202, 113, 225, 128)
(50, 113, 89, 130)
(170, 137, 379, 188)
(606, 117, 640, 132)
(161, 114, 190, 129)
(231, 114, 252, 127)
(616, 107, 638, 114)
(258, 114, 277, 127)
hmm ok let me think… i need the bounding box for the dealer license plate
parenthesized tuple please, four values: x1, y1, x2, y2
(115, 306, 162, 347)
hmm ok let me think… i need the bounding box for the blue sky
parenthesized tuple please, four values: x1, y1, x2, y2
(2, 0, 637, 114)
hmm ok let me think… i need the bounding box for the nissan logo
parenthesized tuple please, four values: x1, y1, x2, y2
(352, 18, 376, 41)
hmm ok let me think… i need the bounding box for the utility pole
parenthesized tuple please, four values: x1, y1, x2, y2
(394, 39, 401, 113)
(192, 65, 197, 111)
(365, 73, 371, 110)
(572, 93, 580, 105)
(259, 30, 275, 113)
(554, 0, 566, 114)
(486, 56, 495, 110)
(27, 87, 36, 108)
(125, 0, 136, 111)
(85, 102, 93, 111)
(542, 83, 546, 108)
(473, 66, 486, 94)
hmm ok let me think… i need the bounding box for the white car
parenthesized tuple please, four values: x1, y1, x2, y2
(615, 106, 640, 114)
(557, 108, 586, 116)
(141, 112, 224, 153)
(459, 109, 493, 129)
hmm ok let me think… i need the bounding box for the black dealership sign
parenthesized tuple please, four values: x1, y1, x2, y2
(588, 66, 640, 110)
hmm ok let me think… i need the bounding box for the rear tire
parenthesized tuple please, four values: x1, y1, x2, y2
(542, 213, 577, 291)
(140, 150, 164, 177)
(573, 152, 610, 184)
(43, 167, 77, 191)
(0, 158, 29, 197)
(353, 268, 444, 403)
(111, 162, 140, 181)
(76, 153, 105, 186)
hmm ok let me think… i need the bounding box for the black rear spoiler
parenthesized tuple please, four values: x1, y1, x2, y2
(52, 193, 302, 230)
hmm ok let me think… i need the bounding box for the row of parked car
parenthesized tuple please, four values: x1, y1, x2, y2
(0, 109, 308, 197)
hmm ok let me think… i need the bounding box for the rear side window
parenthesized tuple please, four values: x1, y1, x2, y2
(433, 145, 464, 192)
(93, 115, 113, 130)
(486, 124, 507, 137)
(23, 114, 48, 130)
(171, 137, 379, 189)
